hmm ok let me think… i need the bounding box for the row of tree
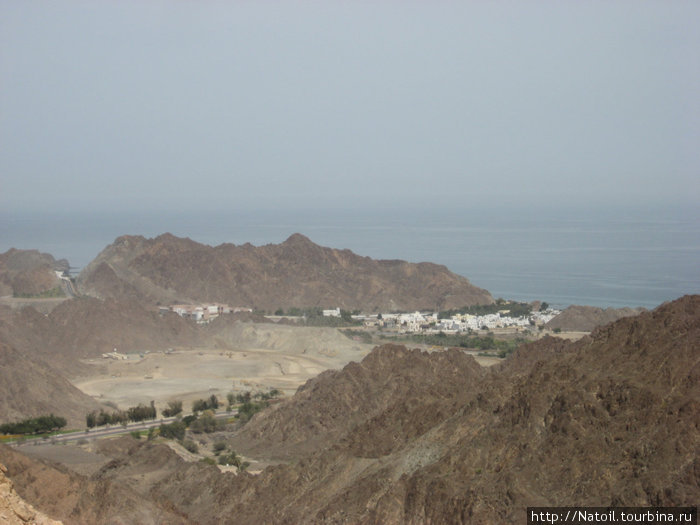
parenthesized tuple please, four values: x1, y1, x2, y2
(0, 414, 67, 435)
(86, 402, 157, 428)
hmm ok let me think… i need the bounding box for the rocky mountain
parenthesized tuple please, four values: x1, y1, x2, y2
(6, 295, 694, 524)
(0, 341, 101, 428)
(0, 249, 68, 297)
(0, 298, 199, 427)
(546, 304, 647, 331)
(0, 444, 185, 524)
(228, 344, 486, 460)
(0, 461, 61, 525)
(0, 298, 199, 368)
(77, 233, 493, 311)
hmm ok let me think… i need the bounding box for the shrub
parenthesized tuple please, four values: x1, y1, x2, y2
(189, 411, 221, 434)
(159, 421, 186, 441)
(182, 439, 199, 454)
(192, 395, 219, 413)
(162, 400, 183, 417)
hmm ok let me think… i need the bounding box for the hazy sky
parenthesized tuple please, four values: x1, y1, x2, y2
(1, 1, 698, 213)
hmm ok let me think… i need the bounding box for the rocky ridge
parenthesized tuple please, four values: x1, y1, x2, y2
(77, 233, 494, 311)
(7, 295, 694, 524)
(545, 304, 647, 331)
(0, 249, 68, 297)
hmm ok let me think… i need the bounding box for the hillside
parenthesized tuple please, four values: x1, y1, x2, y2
(0, 248, 68, 297)
(0, 444, 185, 524)
(16, 294, 692, 524)
(0, 299, 199, 368)
(228, 344, 485, 460)
(545, 304, 647, 331)
(0, 461, 61, 525)
(77, 233, 493, 311)
(0, 298, 199, 427)
(0, 342, 101, 428)
(2, 296, 696, 523)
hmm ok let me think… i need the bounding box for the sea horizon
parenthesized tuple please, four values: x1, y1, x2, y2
(1, 203, 698, 311)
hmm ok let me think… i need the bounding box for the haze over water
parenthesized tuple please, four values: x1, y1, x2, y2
(1, 3, 698, 310)
(2, 203, 697, 310)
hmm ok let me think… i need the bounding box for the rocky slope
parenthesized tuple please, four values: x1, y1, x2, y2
(0, 444, 185, 524)
(545, 304, 646, 331)
(100, 297, 700, 522)
(5, 295, 698, 524)
(0, 298, 198, 427)
(0, 298, 199, 368)
(77, 233, 493, 311)
(0, 249, 68, 297)
(0, 462, 61, 525)
(228, 344, 486, 459)
(0, 341, 101, 428)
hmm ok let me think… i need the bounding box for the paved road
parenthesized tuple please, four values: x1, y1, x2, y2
(58, 276, 77, 298)
(11, 409, 237, 447)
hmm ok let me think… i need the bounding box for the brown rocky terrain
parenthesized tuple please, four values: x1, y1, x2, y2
(0, 249, 68, 297)
(0, 341, 101, 428)
(546, 304, 646, 332)
(77, 233, 494, 311)
(0, 462, 61, 525)
(0, 298, 199, 368)
(0, 444, 185, 524)
(0, 298, 199, 427)
(228, 344, 486, 460)
(4, 295, 694, 524)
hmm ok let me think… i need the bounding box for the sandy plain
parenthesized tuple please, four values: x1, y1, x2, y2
(73, 323, 376, 411)
(71, 323, 505, 412)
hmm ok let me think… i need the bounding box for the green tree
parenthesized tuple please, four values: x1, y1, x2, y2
(159, 420, 186, 441)
(162, 400, 183, 417)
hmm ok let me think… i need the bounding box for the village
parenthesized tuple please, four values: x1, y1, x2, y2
(160, 302, 561, 335)
(351, 308, 560, 334)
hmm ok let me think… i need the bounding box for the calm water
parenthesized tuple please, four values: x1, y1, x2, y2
(1, 205, 698, 309)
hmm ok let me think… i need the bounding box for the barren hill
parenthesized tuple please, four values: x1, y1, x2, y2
(4, 296, 697, 524)
(77, 233, 493, 311)
(26, 295, 693, 524)
(545, 304, 646, 331)
(228, 344, 485, 459)
(0, 298, 199, 427)
(0, 461, 61, 525)
(0, 248, 68, 297)
(0, 341, 101, 428)
(0, 298, 199, 367)
(0, 444, 185, 524)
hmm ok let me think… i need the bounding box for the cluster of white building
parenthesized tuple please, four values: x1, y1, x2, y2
(161, 303, 252, 323)
(353, 308, 560, 334)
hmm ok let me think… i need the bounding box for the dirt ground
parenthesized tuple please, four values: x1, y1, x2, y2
(74, 346, 357, 411)
(71, 323, 506, 413)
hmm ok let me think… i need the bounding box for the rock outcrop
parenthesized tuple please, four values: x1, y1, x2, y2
(77, 233, 493, 311)
(0, 462, 62, 525)
(4, 296, 697, 524)
(0, 249, 68, 297)
(545, 304, 647, 331)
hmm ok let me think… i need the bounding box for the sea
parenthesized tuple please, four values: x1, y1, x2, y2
(1, 204, 698, 310)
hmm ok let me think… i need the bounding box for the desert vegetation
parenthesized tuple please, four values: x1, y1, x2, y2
(85, 401, 157, 428)
(0, 414, 67, 435)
